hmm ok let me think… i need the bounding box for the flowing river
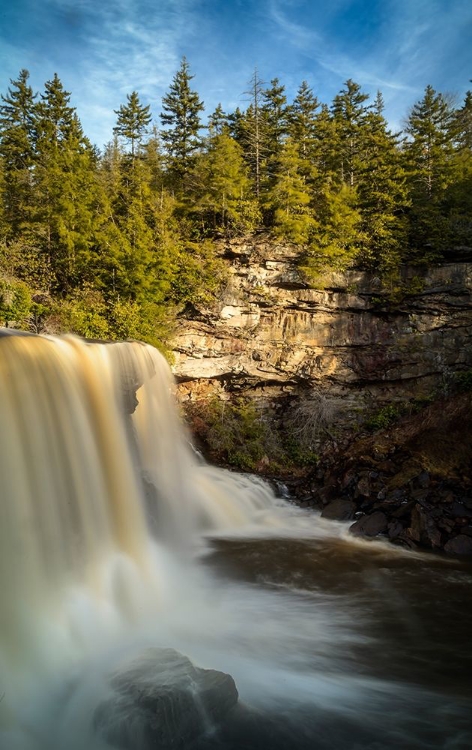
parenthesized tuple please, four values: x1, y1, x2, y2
(0, 333, 471, 750)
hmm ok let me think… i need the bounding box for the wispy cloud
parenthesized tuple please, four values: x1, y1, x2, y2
(44, 0, 202, 145)
(268, 0, 471, 127)
(269, 0, 418, 92)
(1, 0, 470, 145)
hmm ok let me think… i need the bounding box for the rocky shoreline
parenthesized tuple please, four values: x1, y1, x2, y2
(290, 390, 472, 556)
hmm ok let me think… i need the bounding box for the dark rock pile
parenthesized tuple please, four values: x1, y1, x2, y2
(305, 392, 472, 556)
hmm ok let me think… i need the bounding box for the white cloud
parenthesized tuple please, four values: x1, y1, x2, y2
(45, 0, 202, 145)
(2, 0, 470, 145)
(267, 0, 471, 128)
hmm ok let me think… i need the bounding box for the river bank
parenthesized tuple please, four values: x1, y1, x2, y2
(290, 389, 472, 555)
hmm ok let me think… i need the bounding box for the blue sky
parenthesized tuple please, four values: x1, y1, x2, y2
(0, 0, 470, 149)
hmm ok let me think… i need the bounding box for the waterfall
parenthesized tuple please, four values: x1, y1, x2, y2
(0, 332, 470, 750)
(0, 333, 290, 742)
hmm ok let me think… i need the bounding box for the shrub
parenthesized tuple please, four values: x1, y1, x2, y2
(365, 404, 400, 432)
(187, 396, 281, 471)
(46, 286, 110, 339)
(0, 277, 32, 328)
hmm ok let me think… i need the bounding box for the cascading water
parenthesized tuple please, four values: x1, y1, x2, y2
(1, 333, 471, 750)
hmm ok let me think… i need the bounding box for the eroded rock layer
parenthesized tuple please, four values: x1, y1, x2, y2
(173, 236, 472, 417)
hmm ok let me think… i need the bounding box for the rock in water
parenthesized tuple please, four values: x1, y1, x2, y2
(94, 648, 239, 749)
(349, 511, 388, 538)
(321, 499, 356, 521)
(444, 535, 472, 556)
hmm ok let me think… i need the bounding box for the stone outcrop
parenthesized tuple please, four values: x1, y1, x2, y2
(94, 648, 238, 750)
(172, 234, 472, 428)
(172, 234, 472, 554)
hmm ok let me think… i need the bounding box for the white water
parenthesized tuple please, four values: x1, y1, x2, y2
(0, 334, 469, 750)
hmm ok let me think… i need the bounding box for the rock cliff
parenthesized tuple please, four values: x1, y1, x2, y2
(171, 234, 472, 554)
(173, 234, 472, 415)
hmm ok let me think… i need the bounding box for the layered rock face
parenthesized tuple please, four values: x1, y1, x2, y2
(172, 236, 472, 554)
(172, 235, 472, 417)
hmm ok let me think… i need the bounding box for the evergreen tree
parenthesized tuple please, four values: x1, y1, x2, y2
(405, 85, 454, 199)
(266, 138, 316, 244)
(453, 89, 472, 150)
(33, 74, 100, 291)
(35, 73, 79, 147)
(196, 133, 258, 233)
(160, 57, 204, 183)
(241, 69, 267, 198)
(304, 183, 364, 278)
(94, 137, 127, 292)
(287, 80, 319, 158)
(356, 92, 409, 271)
(0, 157, 6, 237)
(226, 106, 246, 144)
(331, 79, 370, 187)
(404, 85, 455, 256)
(444, 89, 472, 247)
(261, 77, 288, 161)
(103, 138, 177, 304)
(313, 105, 336, 172)
(0, 69, 37, 237)
(113, 91, 151, 157)
(208, 103, 227, 136)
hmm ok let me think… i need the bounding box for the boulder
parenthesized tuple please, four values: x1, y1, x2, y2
(94, 648, 239, 750)
(349, 511, 388, 538)
(387, 520, 403, 539)
(444, 534, 472, 556)
(356, 476, 371, 498)
(321, 499, 356, 521)
(407, 504, 442, 548)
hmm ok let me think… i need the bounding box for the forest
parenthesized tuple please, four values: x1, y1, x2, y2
(0, 59, 471, 344)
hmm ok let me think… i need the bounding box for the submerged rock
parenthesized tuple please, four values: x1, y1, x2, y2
(94, 648, 239, 750)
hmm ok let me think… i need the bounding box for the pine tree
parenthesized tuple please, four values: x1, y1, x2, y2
(405, 85, 455, 200)
(311, 104, 340, 184)
(196, 133, 258, 233)
(331, 79, 370, 188)
(0, 157, 6, 237)
(444, 89, 472, 247)
(241, 69, 267, 198)
(266, 138, 316, 244)
(453, 89, 472, 150)
(160, 57, 204, 183)
(227, 106, 246, 144)
(208, 104, 227, 136)
(35, 73, 79, 147)
(113, 91, 151, 157)
(102, 135, 178, 305)
(404, 85, 455, 256)
(0, 69, 37, 237)
(262, 78, 288, 161)
(287, 80, 319, 158)
(356, 92, 409, 271)
(304, 183, 364, 278)
(33, 74, 101, 292)
(93, 137, 127, 292)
